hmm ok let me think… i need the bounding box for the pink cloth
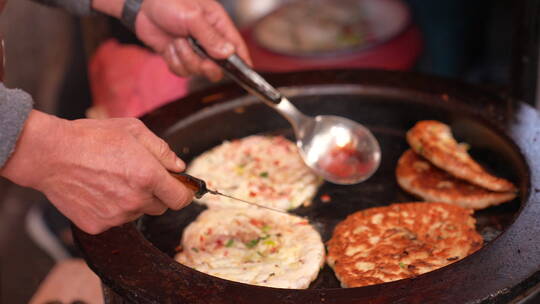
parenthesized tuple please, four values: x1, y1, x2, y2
(88, 39, 189, 118)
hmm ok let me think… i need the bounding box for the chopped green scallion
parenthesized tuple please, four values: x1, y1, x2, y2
(261, 225, 271, 233)
(245, 238, 261, 248)
(263, 239, 276, 246)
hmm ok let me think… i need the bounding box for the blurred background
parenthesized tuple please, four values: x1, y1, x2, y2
(0, 0, 538, 303)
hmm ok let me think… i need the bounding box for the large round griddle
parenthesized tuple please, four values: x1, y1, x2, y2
(73, 70, 540, 303)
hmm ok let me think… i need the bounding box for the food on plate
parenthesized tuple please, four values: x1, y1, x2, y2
(253, 0, 370, 54)
(187, 135, 322, 211)
(326, 202, 483, 288)
(406, 120, 516, 192)
(175, 208, 325, 289)
(396, 149, 516, 209)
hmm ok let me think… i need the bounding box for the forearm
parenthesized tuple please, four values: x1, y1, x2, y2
(30, 0, 93, 15)
(0, 83, 33, 169)
(29, 0, 124, 17)
(0, 109, 65, 187)
(91, 0, 123, 18)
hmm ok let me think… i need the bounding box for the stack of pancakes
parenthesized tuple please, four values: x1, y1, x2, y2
(326, 120, 516, 288)
(396, 121, 517, 210)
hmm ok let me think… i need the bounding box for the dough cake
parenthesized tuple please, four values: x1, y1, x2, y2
(175, 208, 325, 289)
(187, 135, 322, 211)
(396, 149, 516, 209)
(326, 202, 483, 288)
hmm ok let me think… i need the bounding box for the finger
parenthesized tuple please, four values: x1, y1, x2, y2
(200, 59, 223, 82)
(188, 16, 234, 60)
(126, 120, 185, 172)
(175, 38, 224, 81)
(152, 170, 194, 210)
(141, 199, 168, 216)
(203, 1, 252, 65)
(163, 43, 190, 77)
(173, 39, 205, 75)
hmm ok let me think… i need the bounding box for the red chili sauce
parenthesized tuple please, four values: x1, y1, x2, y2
(317, 144, 375, 179)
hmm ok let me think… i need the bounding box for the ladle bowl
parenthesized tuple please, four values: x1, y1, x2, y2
(189, 38, 381, 184)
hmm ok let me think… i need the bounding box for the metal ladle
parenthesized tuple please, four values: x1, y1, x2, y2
(189, 38, 381, 184)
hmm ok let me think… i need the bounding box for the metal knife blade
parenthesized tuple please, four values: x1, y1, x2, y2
(171, 172, 291, 215)
(205, 188, 291, 215)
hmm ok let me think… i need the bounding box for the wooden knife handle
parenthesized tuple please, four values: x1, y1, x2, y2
(170, 172, 208, 199)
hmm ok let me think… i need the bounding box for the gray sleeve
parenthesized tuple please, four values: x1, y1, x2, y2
(30, 0, 93, 16)
(0, 83, 34, 168)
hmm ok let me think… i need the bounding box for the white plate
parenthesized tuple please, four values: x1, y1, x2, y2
(253, 0, 410, 56)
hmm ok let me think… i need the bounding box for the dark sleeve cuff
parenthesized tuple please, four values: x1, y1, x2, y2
(30, 0, 94, 16)
(0, 83, 34, 168)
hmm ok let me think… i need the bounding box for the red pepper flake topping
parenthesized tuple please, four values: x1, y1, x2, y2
(200, 236, 205, 242)
(296, 221, 309, 226)
(249, 191, 257, 197)
(215, 239, 223, 248)
(320, 194, 332, 203)
(174, 245, 183, 252)
(206, 228, 213, 235)
(250, 218, 263, 227)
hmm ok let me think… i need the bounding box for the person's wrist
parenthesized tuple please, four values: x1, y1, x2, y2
(92, 0, 144, 32)
(120, 0, 144, 32)
(0, 110, 65, 188)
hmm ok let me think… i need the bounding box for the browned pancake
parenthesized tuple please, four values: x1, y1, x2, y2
(326, 202, 483, 288)
(396, 149, 516, 209)
(406, 120, 516, 192)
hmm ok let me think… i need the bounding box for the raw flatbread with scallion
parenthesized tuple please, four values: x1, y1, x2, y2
(175, 208, 325, 289)
(187, 135, 322, 211)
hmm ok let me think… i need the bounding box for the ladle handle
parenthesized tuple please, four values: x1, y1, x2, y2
(188, 37, 283, 105)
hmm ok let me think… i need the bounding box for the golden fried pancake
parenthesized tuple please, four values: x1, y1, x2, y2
(326, 202, 483, 288)
(396, 150, 516, 209)
(406, 120, 516, 192)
